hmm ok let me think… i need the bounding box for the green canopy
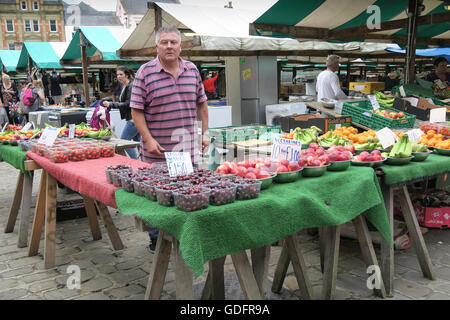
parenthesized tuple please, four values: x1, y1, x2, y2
(253, 0, 450, 46)
(62, 27, 131, 62)
(0, 50, 21, 72)
(16, 42, 63, 70)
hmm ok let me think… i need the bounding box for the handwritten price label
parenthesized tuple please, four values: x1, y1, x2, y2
(368, 95, 380, 110)
(271, 138, 302, 162)
(165, 152, 194, 177)
(69, 124, 75, 139)
(38, 127, 59, 147)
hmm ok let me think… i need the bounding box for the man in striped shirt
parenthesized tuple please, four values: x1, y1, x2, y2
(130, 26, 209, 252)
(130, 26, 209, 166)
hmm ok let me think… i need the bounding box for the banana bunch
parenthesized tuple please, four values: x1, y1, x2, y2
(375, 91, 395, 107)
(318, 132, 352, 147)
(411, 142, 429, 152)
(389, 135, 412, 158)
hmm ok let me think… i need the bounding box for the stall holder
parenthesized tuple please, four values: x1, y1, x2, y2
(116, 166, 392, 300)
(0, 139, 139, 250)
(375, 154, 450, 296)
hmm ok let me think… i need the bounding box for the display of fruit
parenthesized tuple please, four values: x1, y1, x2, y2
(411, 142, 430, 153)
(105, 165, 133, 184)
(54, 123, 113, 138)
(353, 150, 384, 162)
(373, 109, 405, 119)
(420, 123, 449, 137)
(155, 183, 187, 206)
(234, 179, 262, 200)
(45, 147, 70, 163)
(347, 129, 377, 145)
(325, 146, 353, 162)
(143, 179, 172, 201)
(207, 183, 237, 206)
(374, 91, 395, 107)
(84, 145, 102, 159)
(133, 176, 153, 197)
(322, 126, 358, 141)
(297, 144, 330, 167)
(68, 148, 87, 161)
(318, 131, 352, 147)
(100, 144, 115, 157)
(119, 172, 139, 193)
(173, 187, 211, 212)
(287, 126, 322, 144)
(389, 134, 412, 158)
(353, 136, 383, 151)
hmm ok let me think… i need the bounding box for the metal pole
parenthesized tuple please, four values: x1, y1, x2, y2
(405, 0, 419, 84)
(80, 32, 91, 107)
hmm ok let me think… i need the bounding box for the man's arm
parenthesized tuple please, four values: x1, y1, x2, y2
(331, 74, 347, 100)
(197, 100, 209, 152)
(131, 108, 165, 155)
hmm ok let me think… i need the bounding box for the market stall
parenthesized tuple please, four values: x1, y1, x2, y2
(0, 50, 21, 74)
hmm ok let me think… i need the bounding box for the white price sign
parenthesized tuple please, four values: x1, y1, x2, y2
(406, 129, 424, 141)
(165, 152, 194, 177)
(38, 127, 59, 147)
(69, 124, 75, 139)
(22, 122, 32, 131)
(429, 108, 446, 123)
(1, 123, 8, 132)
(271, 137, 302, 162)
(376, 127, 398, 149)
(368, 95, 380, 110)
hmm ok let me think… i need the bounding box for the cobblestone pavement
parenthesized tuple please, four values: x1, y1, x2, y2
(0, 163, 449, 300)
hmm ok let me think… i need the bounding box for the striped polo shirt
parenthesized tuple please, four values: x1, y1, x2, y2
(130, 57, 207, 164)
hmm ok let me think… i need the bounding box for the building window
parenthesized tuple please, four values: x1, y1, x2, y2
(33, 20, 39, 32)
(33, 1, 39, 10)
(24, 20, 31, 32)
(49, 20, 57, 32)
(6, 20, 14, 32)
(8, 43, 16, 50)
(21, 1, 27, 10)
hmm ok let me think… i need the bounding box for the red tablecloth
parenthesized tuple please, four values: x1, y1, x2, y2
(26, 152, 151, 208)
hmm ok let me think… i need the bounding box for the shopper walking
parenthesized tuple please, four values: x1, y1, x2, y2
(130, 26, 209, 252)
(102, 67, 140, 159)
(22, 80, 45, 123)
(1, 74, 20, 124)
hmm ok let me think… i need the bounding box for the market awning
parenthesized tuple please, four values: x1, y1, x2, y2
(118, 2, 404, 61)
(0, 50, 21, 72)
(61, 26, 132, 63)
(16, 42, 64, 70)
(386, 47, 450, 61)
(252, 0, 450, 46)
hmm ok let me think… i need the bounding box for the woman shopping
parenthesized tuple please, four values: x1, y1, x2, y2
(1, 74, 20, 124)
(102, 67, 140, 159)
(22, 80, 45, 123)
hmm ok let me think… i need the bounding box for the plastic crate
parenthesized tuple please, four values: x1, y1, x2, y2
(342, 100, 416, 130)
(209, 124, 281, 145)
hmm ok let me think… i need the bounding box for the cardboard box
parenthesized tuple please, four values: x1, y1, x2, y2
(280, 113, 352, 133)
(349, 82, 385, 94)
(413, 205, 450, 229)
(393, 96, 449, 121)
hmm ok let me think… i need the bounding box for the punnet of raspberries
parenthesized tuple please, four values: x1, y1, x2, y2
(173, 187, 211, 212)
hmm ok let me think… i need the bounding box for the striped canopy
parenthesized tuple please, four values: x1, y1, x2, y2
(254, 0, 450, 43)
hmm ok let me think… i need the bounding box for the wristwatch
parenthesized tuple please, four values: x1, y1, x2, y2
(202, 131, 210, 137)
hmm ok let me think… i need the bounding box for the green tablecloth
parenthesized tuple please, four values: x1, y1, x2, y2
(0, 144, 32, 176)
(116, 166, 392, 278)
(379, 153, 450, 185)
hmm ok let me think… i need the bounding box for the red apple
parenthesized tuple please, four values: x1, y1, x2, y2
(276, 165, 288, 173)
(309, 143, 319, 150)
(236, 166, 247, 178)
(257, 170, 271, 179)
(245, 172, 257, 179)
(288, 162, 300, 171)
(252, 168, 261, 176)
(318, 155, 329, 165)
(216, 165, 229, 174)
(263, 158, 272, 167)
(344, 145, 355, 153)
(298, 157, 307, 167)
(311, 159, 322, 167)
(280, 159, 290, 167)
(306, 156, 316, 166)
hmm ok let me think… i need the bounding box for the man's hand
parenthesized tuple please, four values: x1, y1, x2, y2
(145, 137, 165, 156)
(201, 134, 210, 153)
(102, 101, 110, 108)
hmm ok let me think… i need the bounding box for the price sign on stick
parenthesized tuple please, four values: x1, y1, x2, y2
(407, 129, 424, 141)
(69, 124, 75, 139)
(429, 108, 446, 123)
(38, 127, 59, 147)
(368, 95, 380, 110)
(22, 122, 32, 131)
(1, 123, 8, 132)
(376, 127, 397, 149)
(271, 137, 302, 162)
(165, 152, 194, 177)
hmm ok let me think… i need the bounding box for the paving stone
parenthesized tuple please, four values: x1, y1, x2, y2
(0, 265, 34, 279)
(96, 264, 117, 274)
(105, 284, 145, 299)
(125, 294, 145, 300)
(439, 254, 450, 266)
(19, 294, 44, 300)
(29, 279, 58, 293)
(56, 269, 96, 285)
(21, 270, 59, 283)
(0, 250, 32, 263)
(400, 270, 435, 286)
(90, 254, 117, 265)
(0, 278, 19, 290)
(392, 278, 432, 299)
(115, 260, 143, 271)
(43, 287, 82, 300)
(81, 277, 114, 292)
(434, 266, 450, 281)
(0, 263, 6, 272)
(109, 268, 148, 284)
(74, 292, 112, 300)
(35, 255, 73, 270)
(72, 248, 114, 261)
(0, 245, 21, 255)
(425, 292, 450, 300)
(336, 273, 375, 298)
(310, 284, 351, 300)
(436, 283, 450, 293)
(386, 292, 413, 300)
(0, 288, 28, 300)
